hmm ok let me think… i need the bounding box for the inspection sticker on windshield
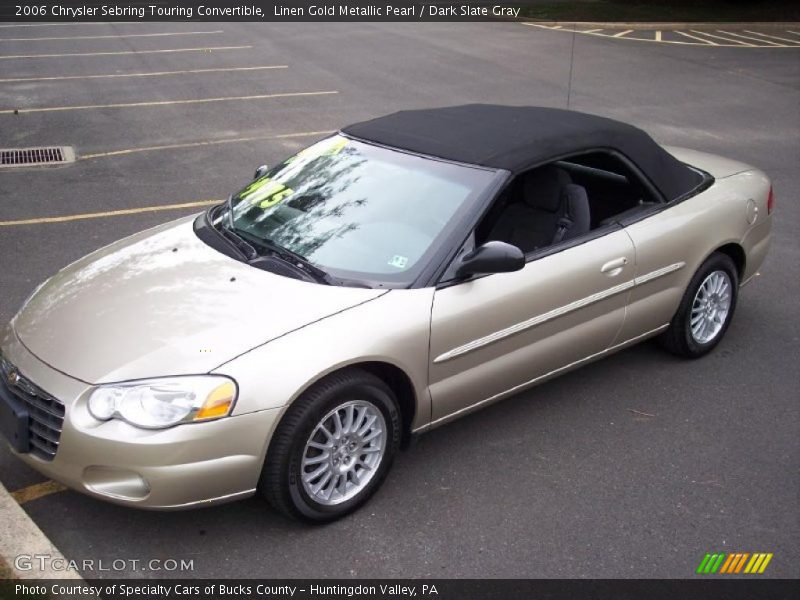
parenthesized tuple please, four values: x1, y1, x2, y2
(388, 255, 408, 269)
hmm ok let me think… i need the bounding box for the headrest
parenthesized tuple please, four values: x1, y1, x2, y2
(523, 166, 572, 212)
(561, 183, 591, 239)
(563, 183, 589, 210)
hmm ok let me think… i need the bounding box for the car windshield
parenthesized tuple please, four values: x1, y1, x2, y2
(228, 135, 496, 286)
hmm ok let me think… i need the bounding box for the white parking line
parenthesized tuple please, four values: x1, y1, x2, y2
(0, 90, 338, 114)
(716, 30, 784, 46)
(523, 22, 800, 47)
(0, 30, 223, 42)
(0, 65, 288, 84)
(674, 31, 718, 45)
(690, 30, 754, 46)
(742, 30, 800, 44)
(0, 45, 251, 60)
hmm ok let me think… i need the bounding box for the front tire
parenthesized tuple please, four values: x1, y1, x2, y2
(659, 252, 738, 358)
(259, 369, 401, 522)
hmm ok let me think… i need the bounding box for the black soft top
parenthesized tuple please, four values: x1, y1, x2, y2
(342, 104, 702, 201)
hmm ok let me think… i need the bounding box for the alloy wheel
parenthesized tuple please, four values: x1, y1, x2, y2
(690, 270, 732, 344)
(300, 400, 386, 505)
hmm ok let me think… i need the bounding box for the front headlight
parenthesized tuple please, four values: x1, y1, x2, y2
(88, 376, 237, 429)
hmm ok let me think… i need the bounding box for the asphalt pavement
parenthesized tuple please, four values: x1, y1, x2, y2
(0, 21, 798, 579)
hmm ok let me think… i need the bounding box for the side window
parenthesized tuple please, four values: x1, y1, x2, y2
(475, 163, 591, 255)
(475, 153, 658, 255)
(554, 152, 659, 227)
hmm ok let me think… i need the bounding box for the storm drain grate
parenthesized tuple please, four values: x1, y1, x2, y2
(0, 146, 75, 168)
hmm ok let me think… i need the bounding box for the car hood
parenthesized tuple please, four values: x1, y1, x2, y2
(13, 216, 386, 384)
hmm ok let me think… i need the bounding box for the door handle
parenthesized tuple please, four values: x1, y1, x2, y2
(600, 257, 628, 276)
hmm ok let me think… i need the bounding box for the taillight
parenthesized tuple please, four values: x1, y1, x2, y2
(767, 186, 774, 214)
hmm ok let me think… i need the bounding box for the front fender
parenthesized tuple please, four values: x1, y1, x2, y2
(213, 289, 435, 431)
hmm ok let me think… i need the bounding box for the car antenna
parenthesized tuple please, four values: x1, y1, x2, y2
(566, 24, 576, 110)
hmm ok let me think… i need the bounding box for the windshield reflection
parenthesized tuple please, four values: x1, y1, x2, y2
(230, 135, 495, 284)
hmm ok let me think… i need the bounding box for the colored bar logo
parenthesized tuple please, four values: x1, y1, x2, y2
(696, 552, 773, 574)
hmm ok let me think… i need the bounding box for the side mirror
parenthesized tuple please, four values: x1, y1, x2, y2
(253, 164, 269, 180)
(455, 241, 525, 279)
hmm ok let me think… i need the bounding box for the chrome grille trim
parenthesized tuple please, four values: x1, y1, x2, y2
(30, 421, 61, 444)
(29, 436, 57, 458)
(0, 354, 65, 461)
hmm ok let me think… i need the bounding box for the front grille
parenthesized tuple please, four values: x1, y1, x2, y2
(0, 356, 64, 461)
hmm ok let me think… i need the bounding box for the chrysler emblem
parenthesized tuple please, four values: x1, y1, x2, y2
(7, 368, 20, 386)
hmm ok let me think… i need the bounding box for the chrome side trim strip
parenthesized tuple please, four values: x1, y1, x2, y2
(433, 262, 685, 364)
(159, 488, 257, 509)
(416, 324, 670, 433)
(740, 267, 762, 288)
(633, 261, 685, 286)
(433, 280, 634, 364)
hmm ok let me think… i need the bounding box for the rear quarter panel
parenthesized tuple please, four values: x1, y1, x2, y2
(618, 168, 771, 342)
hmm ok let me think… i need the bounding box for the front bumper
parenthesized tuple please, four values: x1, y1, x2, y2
(0, 327, 280, 509)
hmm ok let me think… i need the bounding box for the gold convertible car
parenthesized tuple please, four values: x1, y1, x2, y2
(0, 106, 772, 521)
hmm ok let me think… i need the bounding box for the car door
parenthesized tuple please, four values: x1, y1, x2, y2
(428, 227, 635, 425)
(613, 189, 716, 343)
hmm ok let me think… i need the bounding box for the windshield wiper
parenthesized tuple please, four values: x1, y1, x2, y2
(213, 199, 337, 285)
(233, 228, 335, 285)
(203, 204, 251, 262)
(209, 200, 258, 261)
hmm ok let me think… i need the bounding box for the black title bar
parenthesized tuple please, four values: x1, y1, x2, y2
(2, 1, 534, 22)
(3, 579, 799, 600)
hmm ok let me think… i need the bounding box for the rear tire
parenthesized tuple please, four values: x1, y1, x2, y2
(259, 369, 401, 523)
(658, 252, 738, 358)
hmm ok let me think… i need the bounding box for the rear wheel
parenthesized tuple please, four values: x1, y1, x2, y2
(659, 252, 738, 358)
(259, 369, 401, 522)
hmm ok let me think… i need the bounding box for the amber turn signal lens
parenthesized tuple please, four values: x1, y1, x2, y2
(194, 381, 236, 420)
